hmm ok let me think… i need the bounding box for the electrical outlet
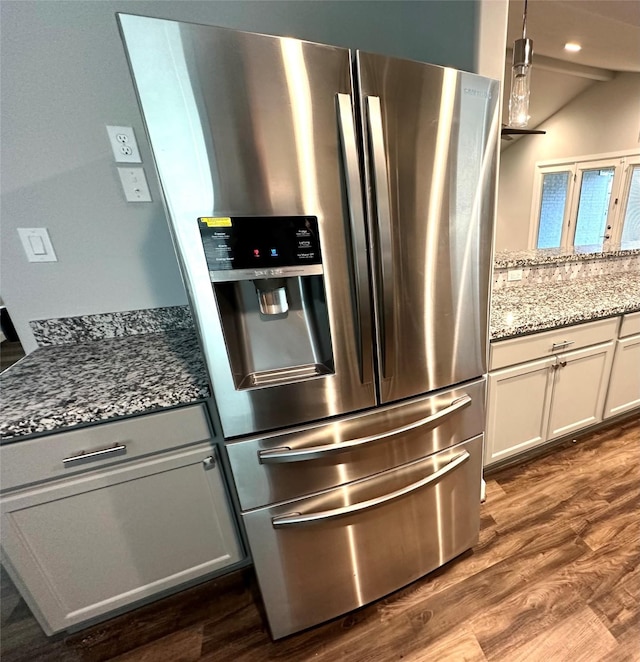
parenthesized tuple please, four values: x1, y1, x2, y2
(106, 125, 141, 163)
(117, 167, 152, 202)
(507, 268, 523, 282)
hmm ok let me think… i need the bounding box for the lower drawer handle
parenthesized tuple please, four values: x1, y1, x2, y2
(271, 450, 470, 528)
(63, 444, 127, 467)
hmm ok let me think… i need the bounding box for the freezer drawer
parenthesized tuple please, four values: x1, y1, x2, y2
(226, 379, 485, 510)
(243, 434, 483, 639)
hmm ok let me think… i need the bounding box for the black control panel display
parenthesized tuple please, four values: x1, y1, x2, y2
(198, 216, 322, 272)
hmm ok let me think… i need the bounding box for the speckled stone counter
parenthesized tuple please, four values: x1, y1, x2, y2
(0, 330, 210, 441)
(490, 272, 640, 340)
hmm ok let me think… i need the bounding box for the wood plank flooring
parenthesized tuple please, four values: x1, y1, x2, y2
(1, 417, 639, 661)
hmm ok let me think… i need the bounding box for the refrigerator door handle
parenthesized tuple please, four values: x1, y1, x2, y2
(365, 95, 395, 380)
(258, 393, 472, 463)
(336, 93, 373, 386)
(271, 450, 470, 527)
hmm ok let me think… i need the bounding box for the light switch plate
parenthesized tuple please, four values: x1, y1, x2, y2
(17, 228, 58, 262)
(106, 125, 142, 163)
(117, 167, 152, 202)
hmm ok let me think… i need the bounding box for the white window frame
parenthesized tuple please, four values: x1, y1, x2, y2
(529, 149, 640, 251)
(528, 163, 576, 250)
(569, 158, 622, 251)
(612, 155, 640, 247)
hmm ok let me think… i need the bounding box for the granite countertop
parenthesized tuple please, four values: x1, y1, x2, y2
(0, 330, 210, 442)
(490, 272, 640, 340)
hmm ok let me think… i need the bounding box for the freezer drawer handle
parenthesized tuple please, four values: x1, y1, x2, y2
(63, 444, 127, 467)
(271, 450, 470, 528)
(258, 393, 471, 464)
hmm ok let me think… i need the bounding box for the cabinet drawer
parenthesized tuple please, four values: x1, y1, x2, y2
(0, 405, 212, 492)
(490, 317, 618, 370)
(620, 311, 640, 338)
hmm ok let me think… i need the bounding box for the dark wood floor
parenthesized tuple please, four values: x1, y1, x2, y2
(2, 417, 639, 662)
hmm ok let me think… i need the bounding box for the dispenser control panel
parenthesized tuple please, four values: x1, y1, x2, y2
(198, 216, 323, 282)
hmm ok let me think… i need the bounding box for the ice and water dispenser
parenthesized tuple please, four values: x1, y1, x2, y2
(198, 216, 334, 389)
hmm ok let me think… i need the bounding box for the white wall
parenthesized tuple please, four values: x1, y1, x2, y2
(1, 0, 482, 353)
(496, 72, 640, 251)
(475, 0, 508, 82)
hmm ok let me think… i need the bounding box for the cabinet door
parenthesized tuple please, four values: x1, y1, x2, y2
(1, 443, 241, 634)
(604, 335, 640, 419)
(485, 357, 554, 465)
(547, 342, 614, 440)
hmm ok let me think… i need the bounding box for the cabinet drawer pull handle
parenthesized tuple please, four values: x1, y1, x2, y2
(551, 340, 575, 351)
(271, 450, 470, 527)
(63, 444, 127, 467)
(258, 394, 472, 464)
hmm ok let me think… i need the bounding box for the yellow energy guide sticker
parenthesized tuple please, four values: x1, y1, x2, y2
(200, 217, 232, 227)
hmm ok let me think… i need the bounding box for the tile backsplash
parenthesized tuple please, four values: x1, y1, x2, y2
(30, 306, 194, 347)
(493, 253, 640, 290)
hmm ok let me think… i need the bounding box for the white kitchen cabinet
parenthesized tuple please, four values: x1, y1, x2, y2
(0, 410, 242, 635)
(486, 357, 554, 464)
(546, 342, 615, 439)
(486, 320, 617, 467)
(604, 333, 640, 419)
(0, 404, 214, 491)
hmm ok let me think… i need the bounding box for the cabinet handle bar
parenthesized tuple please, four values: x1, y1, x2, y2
(63, 444, 127, 467)
(551, 340, 575, 351)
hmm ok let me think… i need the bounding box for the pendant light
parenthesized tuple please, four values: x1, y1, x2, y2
(508, 0, 533, 128)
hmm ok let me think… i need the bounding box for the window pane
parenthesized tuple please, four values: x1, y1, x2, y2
(621, 166, 640, 248)
(574, 168, 614, 247)
(537, 171, 570, 249)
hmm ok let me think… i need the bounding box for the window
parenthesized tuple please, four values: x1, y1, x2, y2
(620, 165, 640, 246)
(574, 167, 615, 247)
(536, 170, 571, 249)
(530, 152, 640, 251)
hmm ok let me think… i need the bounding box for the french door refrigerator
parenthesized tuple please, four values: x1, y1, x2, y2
(119, 14, 499, 639)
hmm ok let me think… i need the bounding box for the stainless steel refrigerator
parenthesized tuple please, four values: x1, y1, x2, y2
(119, 14, 499, 639)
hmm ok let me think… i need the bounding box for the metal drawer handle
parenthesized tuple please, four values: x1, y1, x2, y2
(551, 340, 575, 351)
(258, 394, 472, 464)
(271, 450, 470, 528)
(63, 444, 127, 467)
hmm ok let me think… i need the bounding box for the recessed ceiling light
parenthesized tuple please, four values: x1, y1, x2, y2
(564, 43, 582, 52)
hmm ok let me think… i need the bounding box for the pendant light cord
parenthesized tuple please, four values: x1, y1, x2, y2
(522, 0, 528, 40)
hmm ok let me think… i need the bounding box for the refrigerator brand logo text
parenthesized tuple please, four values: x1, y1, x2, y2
(463, 88, 492, 99)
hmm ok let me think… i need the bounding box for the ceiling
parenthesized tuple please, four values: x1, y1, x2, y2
(501, 0, 640, 137)
(506, 0, 640, 71)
